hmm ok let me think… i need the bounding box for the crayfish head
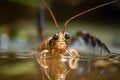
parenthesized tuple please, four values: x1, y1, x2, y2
(49, 32, 70, 53)
(56, 41, 67, 53)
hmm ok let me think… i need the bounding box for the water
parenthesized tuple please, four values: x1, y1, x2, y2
(0, 51, 41, 80)
(0, 51, 120, 80)
(36, 53, 120, 80)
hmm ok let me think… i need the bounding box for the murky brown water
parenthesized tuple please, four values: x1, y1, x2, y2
(36, 53, 120, 80)
(0, 51, 120, 80)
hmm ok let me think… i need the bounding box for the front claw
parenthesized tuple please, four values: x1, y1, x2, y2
(37, 50, 49, 58)
(66, 49, 80, 58)
(36, 50, 49, 69)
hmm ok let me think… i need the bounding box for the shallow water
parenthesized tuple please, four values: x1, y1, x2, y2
(0, 51, 120, 80)
(0, 51, 40, 80)
(36, 53, 120, 80)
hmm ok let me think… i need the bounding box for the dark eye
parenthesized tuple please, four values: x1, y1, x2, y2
(53, 34, 58, 40)
(64, 32, 70, 39)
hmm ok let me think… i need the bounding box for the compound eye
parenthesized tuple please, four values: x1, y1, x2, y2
(64, 32, 70, 39)
(53, 34, 58, 40)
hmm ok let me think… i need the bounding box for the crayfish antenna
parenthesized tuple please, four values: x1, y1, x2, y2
(41, 0, 60, 34)
(62, 0, 117, 33)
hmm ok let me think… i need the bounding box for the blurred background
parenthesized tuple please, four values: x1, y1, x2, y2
(0, 0, 120, 51)
(0, 0, 120, 80)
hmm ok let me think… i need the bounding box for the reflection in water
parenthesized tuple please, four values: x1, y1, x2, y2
(36, 56, 75, 80)
(36, 53, 120, 80)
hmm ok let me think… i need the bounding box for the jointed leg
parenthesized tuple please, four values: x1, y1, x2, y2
(66, 49, 80, 57)
(36, 50, 49, 68)
(39, 49, 49, 57)
(66, 50, 74, 57)
(69, 49, 80, 57)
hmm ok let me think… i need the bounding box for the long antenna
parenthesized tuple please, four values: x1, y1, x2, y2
(62, 0, 117, 33)
(41, 0, 60, 34)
